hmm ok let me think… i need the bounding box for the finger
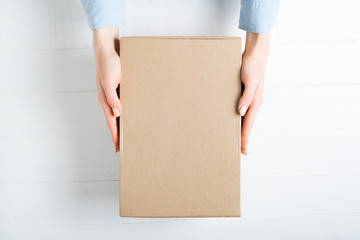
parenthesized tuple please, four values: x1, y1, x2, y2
(103, 103, 120, 152)
(241, 101, 262, 155)
(102, 82, 122, 118)
(97, 81, 119, 152)
(238, 82, 257, 117)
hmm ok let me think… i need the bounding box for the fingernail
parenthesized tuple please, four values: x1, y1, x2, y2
(241, 148, 247, 156)
(115, 147, 119, 153)
(240, 106, 248, 116)
(112, 108, 120, 117)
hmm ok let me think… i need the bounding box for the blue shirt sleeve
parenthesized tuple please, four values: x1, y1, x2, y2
(80, 0, 126, 30)
(239, 0, 280, 34)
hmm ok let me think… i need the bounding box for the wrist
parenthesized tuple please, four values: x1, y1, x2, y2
(93, 27, 119, 57)
(243, 32, 269, 57)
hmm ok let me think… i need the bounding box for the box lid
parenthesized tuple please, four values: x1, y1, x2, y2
(119, 36, 242, 217)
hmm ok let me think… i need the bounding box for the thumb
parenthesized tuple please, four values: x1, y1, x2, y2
(103, 85, 122, 117)
(238, 83, 256, 116)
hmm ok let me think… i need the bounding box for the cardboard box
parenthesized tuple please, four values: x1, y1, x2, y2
(119, 36, 242, 217)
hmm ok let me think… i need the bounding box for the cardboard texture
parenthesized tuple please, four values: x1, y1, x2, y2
(119, 36, 242, 217)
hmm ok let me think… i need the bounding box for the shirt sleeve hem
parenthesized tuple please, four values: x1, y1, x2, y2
(238, 0, 280, 34)
(89, 21, 126, 30)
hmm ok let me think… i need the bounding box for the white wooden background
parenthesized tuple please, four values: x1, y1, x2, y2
(1, 0, 360, 239)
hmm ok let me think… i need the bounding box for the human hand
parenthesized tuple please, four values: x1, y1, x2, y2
(93, 27, 122, 152)
(237, 32, 269, 155)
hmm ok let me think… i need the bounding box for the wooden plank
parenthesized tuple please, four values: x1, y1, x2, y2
(0, 175, 359, 226)
(0, 181, 159, 226)
(272, 0, 360, 42)
(246, 129, 360, 176)
(0, 92, 107, 137)
(255, 85, 360, 131)
(0, 49, 96, 93)
(242, 175, 360, 216)
(1, 214, 360, 240)
(123, 0, 241, 37)
(267, 40, 360, 86)
(0, 0, 92, 50)
(0, 136, 118, 182)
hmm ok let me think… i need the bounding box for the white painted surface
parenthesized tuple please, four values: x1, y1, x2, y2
(0, 0, 359, 239)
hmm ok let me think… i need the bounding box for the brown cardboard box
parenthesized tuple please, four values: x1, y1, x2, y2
(119, 36, 242, 217)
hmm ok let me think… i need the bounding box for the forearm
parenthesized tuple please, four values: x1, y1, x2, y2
(93, 27, 119, 71)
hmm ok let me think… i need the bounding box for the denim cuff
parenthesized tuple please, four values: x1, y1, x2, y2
(81, 0, 126, 30)
(238, 0, 280, 34)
